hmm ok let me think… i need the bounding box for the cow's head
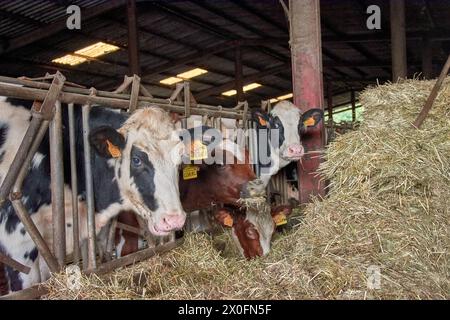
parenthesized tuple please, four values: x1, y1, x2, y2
(89, 107, 186, 236)
(252, 101, 323, 164)
(214, 202, 293, 259)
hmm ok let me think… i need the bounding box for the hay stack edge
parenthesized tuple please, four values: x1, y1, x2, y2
(44, 77, 450, 300)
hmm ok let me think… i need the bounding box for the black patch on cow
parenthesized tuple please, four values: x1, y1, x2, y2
(0, 150, 5, 163)
(130, 146, 157, 211)
(0, 122, 8, 150)
(5, 98, 34, 110)
(20, 228, 26, 235)
(28, 247, 38, 262)
(5, 265, 21, 291)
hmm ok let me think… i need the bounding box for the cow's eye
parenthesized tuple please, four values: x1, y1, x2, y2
(132, 156, 142, 167)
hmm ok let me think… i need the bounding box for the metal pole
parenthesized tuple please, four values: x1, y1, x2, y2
(126, 0, 140, 76)
(351, 90, 356, 122)
(390, 0, 407, 81)
(289, 0, 325, 203)
(9, 120, 60, 272)
(82, 105, 97, 270)
(422, 35, 433, 79)
(68, 103, 80, 265)
(49, 101, 66, 267)
(235, 46, 244, 103)
(0, 117, 43, 205)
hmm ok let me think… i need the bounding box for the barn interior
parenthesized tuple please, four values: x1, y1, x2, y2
(0, 0, 449, 300)
(0, 0, 449, 111)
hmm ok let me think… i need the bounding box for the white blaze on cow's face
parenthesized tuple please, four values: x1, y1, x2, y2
(90, 107, 186, 236)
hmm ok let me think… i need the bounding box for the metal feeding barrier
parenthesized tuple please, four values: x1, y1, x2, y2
(0, 71, 295, 299)
(0, 72, 256, 299)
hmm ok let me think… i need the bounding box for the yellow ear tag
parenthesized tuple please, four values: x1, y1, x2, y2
(190, 140, 208, 161)
(223, 215, 233, 227)
(273, 213, 287, 226)
(183, 165, 199, 180)
(106, 140, 121, 158)
(258, 116, 268, 126)
(303, 117, 316, 127)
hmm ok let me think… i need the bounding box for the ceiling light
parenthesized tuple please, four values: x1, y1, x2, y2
(222, 83, 262, 96)
(52, 42, 120, 66)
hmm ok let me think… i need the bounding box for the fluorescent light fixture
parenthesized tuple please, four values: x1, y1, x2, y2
(52, 42, 120, 66)
(160, 68, 208, 85)
(269, 98, 278, 104)
(222, 83, 262, 96)
(160, 77, 183, 85)
(276, 93, 293, 100)
(269, 93, 293, 103)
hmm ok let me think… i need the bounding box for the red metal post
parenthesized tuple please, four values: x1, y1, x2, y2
(290, 0, 325, 203)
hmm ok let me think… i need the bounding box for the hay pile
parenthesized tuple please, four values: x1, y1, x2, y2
(43, 78, 449, 300)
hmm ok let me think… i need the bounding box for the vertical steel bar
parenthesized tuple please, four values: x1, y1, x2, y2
(390, 0, 407, 81)
(82, 105, 97, 270)
(49, 101, 66, 268)
(290, 0, 325, 204)
(68, 103, 80, 265)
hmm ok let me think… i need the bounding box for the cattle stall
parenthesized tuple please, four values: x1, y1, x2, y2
(0, 72, 266, 299)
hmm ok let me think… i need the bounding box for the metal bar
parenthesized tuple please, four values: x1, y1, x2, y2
(390, 0, 408, 81)
(0, 252, 31, 274)
(183, 82, 191, 118)
(68, 103, 80, 266)
(413, 54, 450, 128)
(0, 116, 43, 205)
(126, 0, 140, 76)
(105, 217, 118, 262)
(82, 105, 97, 270)
(11, 200, 59, 272)
(235, 46, 244, 103)
(351, 90, 356, 122)
(49, 101, 66, 268)
(0, 237, 184, 300)
(0, 78, 249, 120)
(87, 238, 182, 275)
(290, 0, 325, 204)
(116, 221, 143, 236)
(128, 75, 141, 112)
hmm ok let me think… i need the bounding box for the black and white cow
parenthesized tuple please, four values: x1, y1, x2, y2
(218, 101, 323, 186)
(0, 97, 186, 291)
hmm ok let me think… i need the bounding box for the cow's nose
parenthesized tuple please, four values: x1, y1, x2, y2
(163, 212, 186, 230)
(286, 144, 304, 157)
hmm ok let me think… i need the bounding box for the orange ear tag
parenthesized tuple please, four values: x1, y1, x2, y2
(273, 213, 287, 226)
(223, 215, 233, 227)
(258, 116, 268, 126)
(303, 117, 316, 127)
(190, 140, 208, 161)
(182, 165, 199, 180)
(106, 140, 121, 158)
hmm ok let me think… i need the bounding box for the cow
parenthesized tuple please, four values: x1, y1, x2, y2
(222, 101, 323, 186)
(0, 97, 186, 292)
(115, 126, 291, 260)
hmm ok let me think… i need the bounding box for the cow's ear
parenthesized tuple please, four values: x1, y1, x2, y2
(271, 205, 292, 227)
(299, 108, 324, 131)
(252, 109, 270, 128)
(89, 126, 126, 159)
(214, 208, 234, 228)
